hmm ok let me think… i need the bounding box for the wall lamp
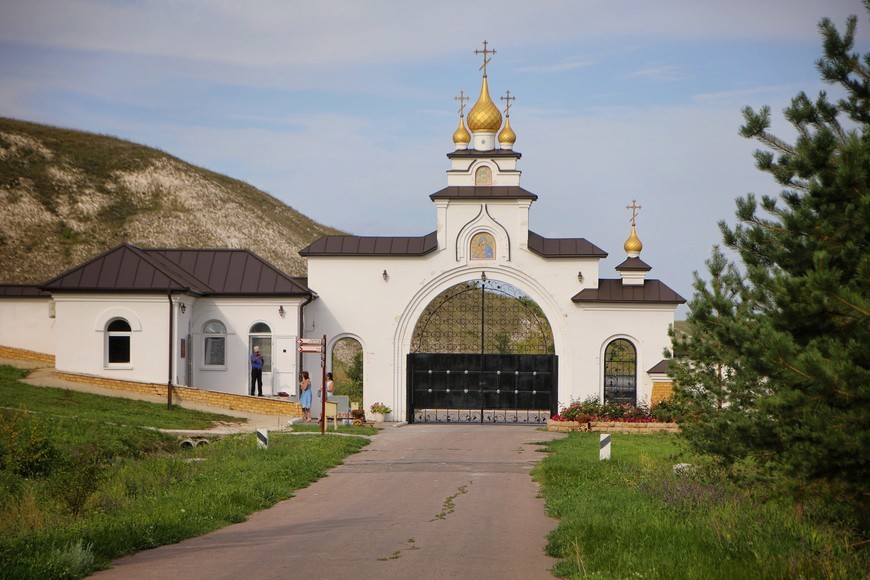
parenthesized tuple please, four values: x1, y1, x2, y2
(577, 271, 584, 283)
(481, 271, 487, 282)
(278, 305, 285, 317)
(179, 302, 186, 314)
(382, 270, 389, 281)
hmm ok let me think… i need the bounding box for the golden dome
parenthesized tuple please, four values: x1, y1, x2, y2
(498, 116, 516, 145)
(467, 76, 502, 133)
(453, 116, 471, 145)
(624, 225, 643, 255)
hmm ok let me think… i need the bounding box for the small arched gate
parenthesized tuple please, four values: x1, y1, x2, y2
(407, 277, 558, 423)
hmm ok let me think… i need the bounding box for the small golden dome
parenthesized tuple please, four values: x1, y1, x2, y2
(453, 116, 471, 145)
(467, 76, 502, 133)
(498, 116, 516, 145)
(624, 225, 643, 255)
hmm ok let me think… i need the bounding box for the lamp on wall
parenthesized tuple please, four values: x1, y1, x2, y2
(179, 302, 186, 314)
(481, 271, 487, 282)
(278, 305, 285, 317)
(382, 270, 389, 281)
(577, 271, 584, 283)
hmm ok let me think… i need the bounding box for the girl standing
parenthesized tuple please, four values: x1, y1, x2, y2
(299, 371, 312, 422)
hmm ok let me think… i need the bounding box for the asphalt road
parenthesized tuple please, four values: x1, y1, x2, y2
(90, 424, 563, 579)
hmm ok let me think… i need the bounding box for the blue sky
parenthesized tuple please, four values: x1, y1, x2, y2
(1, 0, 867, 316)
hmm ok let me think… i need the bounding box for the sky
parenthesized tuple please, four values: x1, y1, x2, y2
(1, 0, 868, 317)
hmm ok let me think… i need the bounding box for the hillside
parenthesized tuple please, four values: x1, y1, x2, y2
(0, 117, 341, 284)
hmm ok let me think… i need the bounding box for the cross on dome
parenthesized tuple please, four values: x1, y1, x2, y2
(626, 199, 642, 226)
(474, 40, 496, 76)
(455, 90, 469, 117)
(500, 90, 515, 117)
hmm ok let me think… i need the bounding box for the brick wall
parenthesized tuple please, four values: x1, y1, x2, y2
(51, 372, 303, 418)
(0, 345, 55, 365)
(650, 381, 674, 405)
(589, 421, 680, 434)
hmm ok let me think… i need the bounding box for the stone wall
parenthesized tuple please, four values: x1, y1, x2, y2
(0, 345, 55, 365)
(51, 372, 303, 418)
(589, 421, 679, 434)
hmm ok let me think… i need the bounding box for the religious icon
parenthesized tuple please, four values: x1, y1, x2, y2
(475, 166, 492, 186)
(471, 233, 495, 260)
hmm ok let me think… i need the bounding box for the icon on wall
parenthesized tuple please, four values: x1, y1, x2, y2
(471, 232, 495, 260)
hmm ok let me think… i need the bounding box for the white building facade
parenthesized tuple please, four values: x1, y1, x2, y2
(299, 57, 684, 422)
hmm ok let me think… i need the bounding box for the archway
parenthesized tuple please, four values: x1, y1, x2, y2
(330, 337, 363, 407)
(407, 276, 557, 423)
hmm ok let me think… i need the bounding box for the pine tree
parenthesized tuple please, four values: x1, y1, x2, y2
(671, 5, 869, 524)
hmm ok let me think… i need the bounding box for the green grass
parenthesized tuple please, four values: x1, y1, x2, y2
(290, 422, 378, 436)
(0, 366, 239, 430)
(533, 433, 866, 579)
(0, 366, 372, 579)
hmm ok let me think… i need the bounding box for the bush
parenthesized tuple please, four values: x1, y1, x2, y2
(0, 410, 60, 478)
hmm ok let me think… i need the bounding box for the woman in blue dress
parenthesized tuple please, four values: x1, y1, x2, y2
(299, 371, 313, 422)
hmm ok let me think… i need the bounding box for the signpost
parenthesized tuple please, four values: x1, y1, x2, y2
(298, 336, 327, 434)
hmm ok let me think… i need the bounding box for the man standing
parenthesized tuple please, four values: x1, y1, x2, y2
(250, 345, 264, 396)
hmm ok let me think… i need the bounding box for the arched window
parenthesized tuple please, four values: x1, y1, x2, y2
(106, 318, 132, 366)
(203, 320, 227, 367)
(604, 339, 637, 406)
(249, 322, 272, 373)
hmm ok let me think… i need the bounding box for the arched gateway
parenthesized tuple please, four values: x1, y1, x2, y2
(408, 277, 556, 423)
(298, 44, 685, 423)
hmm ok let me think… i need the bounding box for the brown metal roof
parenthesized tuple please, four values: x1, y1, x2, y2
(446, 150, 522, 160)
(572, 279, 686, 304)
(615, 257, 652, 271)
(0, 284, 50, 297)
(299, 232, 438, 257)
(429, 186, 538, 200)
(647, 359, 672, 374)
(527, 231, 608, 258)
(42, 243, 311, 296)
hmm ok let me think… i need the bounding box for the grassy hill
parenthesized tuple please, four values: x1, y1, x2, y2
(0, 117, 341, 283)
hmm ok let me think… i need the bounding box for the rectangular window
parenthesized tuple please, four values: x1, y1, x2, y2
(204, 336, 226, 366)
(108, 336, 131, 364)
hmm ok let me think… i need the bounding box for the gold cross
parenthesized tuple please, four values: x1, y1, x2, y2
(500, 90, 515, 116)
(626, 199, 642, 226)
(474, 40, 496, 76)
(455, 90, 469, 116)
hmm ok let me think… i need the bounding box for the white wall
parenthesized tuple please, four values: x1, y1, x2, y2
(188, 296, 305, 396)
(0, 297, 56, 354)
(52, 293, 171, 384)
(304, 197, 677, 419)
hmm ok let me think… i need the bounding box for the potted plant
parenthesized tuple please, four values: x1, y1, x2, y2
(369, 402, 392, 423)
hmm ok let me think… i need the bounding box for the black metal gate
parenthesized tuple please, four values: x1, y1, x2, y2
(407, 276, 557, 424)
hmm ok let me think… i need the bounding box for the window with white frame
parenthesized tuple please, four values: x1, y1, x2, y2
(106, 318, 132, 366)
(203, 320, 227, 367)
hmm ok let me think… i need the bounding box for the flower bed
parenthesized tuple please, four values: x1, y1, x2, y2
(550, 396, 684, 434)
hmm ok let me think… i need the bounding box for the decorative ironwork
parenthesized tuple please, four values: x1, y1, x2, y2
(408, 278, 557, 424)
(604, 338, 637, 405)
(411, 279, 554, 355)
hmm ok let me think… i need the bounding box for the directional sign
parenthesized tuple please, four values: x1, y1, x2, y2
(298, 338, 324, 347)
(298, 346, 322, 354)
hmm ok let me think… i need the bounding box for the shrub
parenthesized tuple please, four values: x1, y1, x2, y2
(0, 410, 60, 478)
(49, 444, 108, 517)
